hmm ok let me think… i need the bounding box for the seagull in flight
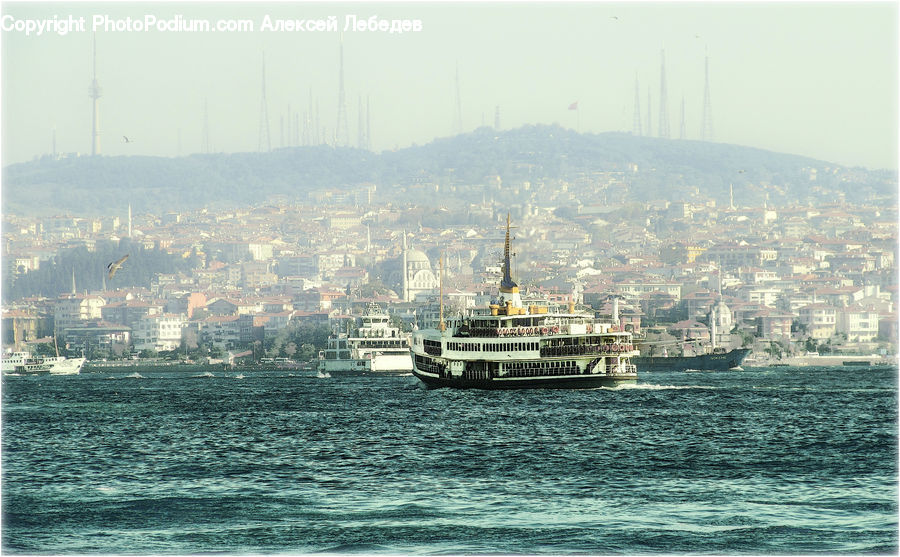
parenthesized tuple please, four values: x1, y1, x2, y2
(107, 254, 129, 279)
(123, 136, 134, 143)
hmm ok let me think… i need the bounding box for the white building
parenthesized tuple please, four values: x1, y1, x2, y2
(836, 306, 879, 342)
(54, 295, 105, 334)
(133, 313, 185, 352)
(738, 286, 780, 308)
(798, 303, 837, 340)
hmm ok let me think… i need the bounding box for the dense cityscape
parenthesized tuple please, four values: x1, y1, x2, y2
(3, 158, 897, 368)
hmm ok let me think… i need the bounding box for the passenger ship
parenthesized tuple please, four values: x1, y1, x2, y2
(410, 216, 638, 389)
(2, 351, 85, 375)
(318, 304, 413, 375)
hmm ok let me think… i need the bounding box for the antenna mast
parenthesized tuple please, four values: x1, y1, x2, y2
(658, 50, 669, 138)
(88, 33, 102, 156)
(258, 53, 271, 151)
(701, 49, 715, 141)
(632, 73, 642, 136)
(335, 34, 350, 146)
(453, 62, 463, 134)
(439, 253, 446, 332)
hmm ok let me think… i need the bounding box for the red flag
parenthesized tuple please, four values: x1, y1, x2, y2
(568, 101, 579, 110)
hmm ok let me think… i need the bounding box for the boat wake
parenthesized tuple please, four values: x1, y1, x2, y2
(611, 383, 718, 390)
(192, 372, 215, 378)
(233, 373, 245, 379)
(105, 372, 144, 380)
(317, 371, 331, 378)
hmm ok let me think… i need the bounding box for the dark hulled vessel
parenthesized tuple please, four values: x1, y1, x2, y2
(632, 347, 751, 372)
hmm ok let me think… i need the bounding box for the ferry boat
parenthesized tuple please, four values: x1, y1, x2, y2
(317, 304, 413, 375)
(410, 215, 638, 389)
(2, 351, 85, 375)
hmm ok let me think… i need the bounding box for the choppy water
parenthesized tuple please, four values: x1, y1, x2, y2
(2, 366, 897, 554)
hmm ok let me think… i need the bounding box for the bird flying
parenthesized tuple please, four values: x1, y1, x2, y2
(123, 136, 134, 143)
(107, 254, 129, 279)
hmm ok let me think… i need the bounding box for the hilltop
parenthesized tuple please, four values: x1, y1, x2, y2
(2, 125, 894, 216)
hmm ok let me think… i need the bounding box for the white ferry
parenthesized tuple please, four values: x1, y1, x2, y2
(2, 351, 85, 375)
(410, 215, 638, 389)
(317, 304, 413, 375)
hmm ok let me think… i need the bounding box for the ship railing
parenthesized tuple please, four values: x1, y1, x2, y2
(606, 364, 637, 375)
(539, 344, 634, 357)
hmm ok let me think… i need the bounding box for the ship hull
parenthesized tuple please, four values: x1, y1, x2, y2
(2, 354, 85, 375)
(633, 348, 750, 372)
(412, 368, 636, 390)
(318, 353, 412, 376)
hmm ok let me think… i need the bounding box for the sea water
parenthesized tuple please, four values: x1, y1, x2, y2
(2, 366, 896, 554)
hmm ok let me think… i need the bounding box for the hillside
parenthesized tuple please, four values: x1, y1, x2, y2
(2, 125, 894, 216)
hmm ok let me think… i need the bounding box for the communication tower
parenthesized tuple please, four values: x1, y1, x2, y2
(679, 96, 686, 139)
(658, 50, 670, 138)
(453, 63, 463, 134)
(202, 98, 211, 153)
(701, 51, 715, 141)
(632, 73, 642, 136)
(88, 33, 102, 156)
(357, 96, 365, 149)
(335, 35, 350, 146)
(258, 53, 271, 152)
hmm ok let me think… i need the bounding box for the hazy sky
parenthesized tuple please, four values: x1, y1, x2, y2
(1, 1, 897, 170)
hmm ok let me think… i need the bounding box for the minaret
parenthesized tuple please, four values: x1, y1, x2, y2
(500, 213, 522, 309)
(729, 183, 735, 210)
(646, 87, 652, 137)
(88, 33, 102, 156)
(402, 231, 409, 302)
(128, 204, 132, 237)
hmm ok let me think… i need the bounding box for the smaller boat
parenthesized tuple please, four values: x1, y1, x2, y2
(318, 303, 413, 375)
(2, 351, 85, 375)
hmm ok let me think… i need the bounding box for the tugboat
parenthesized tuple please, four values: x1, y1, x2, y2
(318, 303, 413, 375)
(410, 215, 638, 389)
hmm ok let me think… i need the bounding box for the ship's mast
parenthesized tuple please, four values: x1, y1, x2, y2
(499, 213, 522, 308)
(439, 253, 446, 332)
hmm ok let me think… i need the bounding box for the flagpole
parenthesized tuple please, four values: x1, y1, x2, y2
(568, 101, 580, 133)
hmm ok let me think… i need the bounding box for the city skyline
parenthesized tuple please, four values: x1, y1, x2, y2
(1, 1, 897, 170)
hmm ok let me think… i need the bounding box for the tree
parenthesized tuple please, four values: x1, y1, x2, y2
(299, 343, 317, 362)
